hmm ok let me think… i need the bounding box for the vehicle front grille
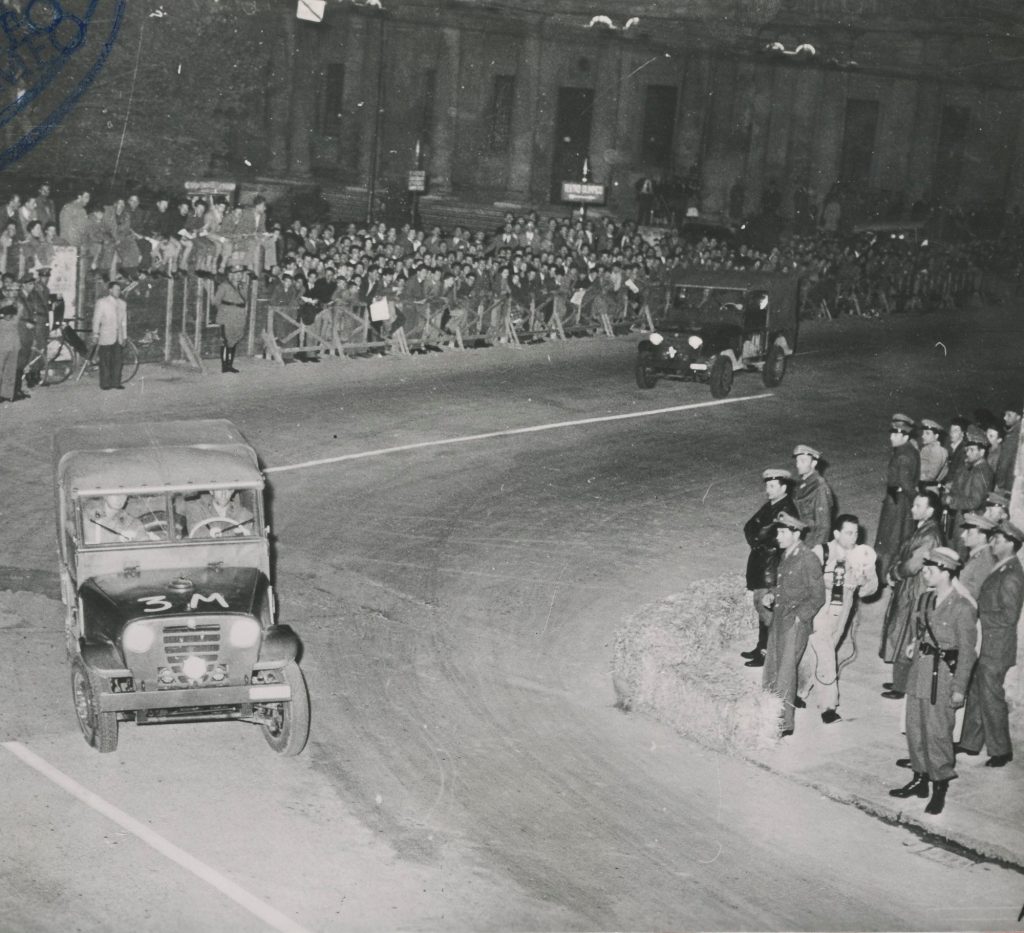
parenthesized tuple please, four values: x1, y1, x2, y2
(163, 623, 221, 669)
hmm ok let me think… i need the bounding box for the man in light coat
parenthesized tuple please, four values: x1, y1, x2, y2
(91, 278, 127, 390)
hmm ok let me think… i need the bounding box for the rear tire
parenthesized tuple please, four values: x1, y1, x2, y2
(261, 662, 310, 756)
(119, 339, 141, 384)
(709, 354, 733, 398)
(762, 342, 787, 387)
(71, 659, 118, 753)
(634, 354, 658, 389)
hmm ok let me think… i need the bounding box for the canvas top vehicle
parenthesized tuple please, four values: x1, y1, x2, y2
(635, 269, 799, 397)
(53, 419, 309, 755)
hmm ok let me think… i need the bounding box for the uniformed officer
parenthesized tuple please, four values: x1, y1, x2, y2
(185, 488, 254, 538)
(791, 444, 835, 552)
(875, 413, 921, 579)
(918, 418, 949, 491)
(84, 494, 146, 544)
(762, 511, 825, 737)
(211, 265, 249, 373)
(944, 425, 994, 548)
(740, 468, 796, 668)
(982, 487, 1011, 526)
(957, 520, 1024, 767)
(957, 511, 996, 600)
(889, 546, 977, 816)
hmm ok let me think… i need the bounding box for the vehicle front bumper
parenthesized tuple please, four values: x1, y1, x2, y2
(98, 682, 291, 713)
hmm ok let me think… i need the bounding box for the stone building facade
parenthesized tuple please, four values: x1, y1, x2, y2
(246, 0, 1024, 221)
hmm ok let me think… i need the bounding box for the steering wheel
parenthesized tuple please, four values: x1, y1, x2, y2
(188, 516, 249, 539)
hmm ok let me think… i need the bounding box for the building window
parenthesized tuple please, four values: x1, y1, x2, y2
(935, 105, 970, 197)
(317, 63, 345, 136)
(640, 85, 678, 170)
(839, 98, 878, 185)
(488, 75, 515, 152)
(421, 68, 437, 150)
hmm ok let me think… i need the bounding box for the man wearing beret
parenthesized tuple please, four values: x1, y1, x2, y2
(875, 414, 921, 579)
(958, 520, 1024, 768)
(791, 444, 835, 552)
(957, 512, 997, 600)
(889, 547, 977, 815)
(740, 468, 796, 669)
(762, 512, 825, 736)
(944, 426, 994, 549)
(879, 491, 945, 699)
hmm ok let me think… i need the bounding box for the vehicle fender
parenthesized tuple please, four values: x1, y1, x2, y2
(716, 349, 742, 371)
(770, 333, 794, 356)
(254, 624, 301, 669)
(637, 338, 656, 353)
(80, 638, 129, 675)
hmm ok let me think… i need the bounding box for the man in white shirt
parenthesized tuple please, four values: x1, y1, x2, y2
(91, 278, 127, 389)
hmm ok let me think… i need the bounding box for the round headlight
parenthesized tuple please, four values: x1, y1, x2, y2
(181, 655, 207, 681)
(688, 335, 703, 350)
(648, 332, 664, 346)
(229, 617, 261, 649)
(122, 624, 154, 654)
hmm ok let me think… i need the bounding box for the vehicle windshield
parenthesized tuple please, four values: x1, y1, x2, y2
(661, 284, 748, 330)
(78, 488, 260, 547)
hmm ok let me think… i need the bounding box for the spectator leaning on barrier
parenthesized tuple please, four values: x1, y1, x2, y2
(957, 520, 1024, 768)
(888, 546, 977, 817)
(741, 468, 796, 669)
(875, 414, 921, 579)
(761, 511, 826, 737)
(879, 490, 945, 700)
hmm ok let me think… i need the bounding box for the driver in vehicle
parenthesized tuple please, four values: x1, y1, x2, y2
(186, 488, 254, 538)
(84, 494, 146, 544)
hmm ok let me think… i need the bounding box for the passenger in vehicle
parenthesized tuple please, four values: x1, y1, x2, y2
(185, 488, 254, 538)
(84, 494, 146, 544)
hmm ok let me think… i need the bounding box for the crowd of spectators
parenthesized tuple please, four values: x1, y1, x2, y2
(1, 177, 1022, 384)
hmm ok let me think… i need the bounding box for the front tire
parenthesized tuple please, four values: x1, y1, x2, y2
(709, 354, 733, 398)
(71, 659, 118, 753)
(261, 662, 310, 756)
(762, 342, 787, 387)
(634, 354, 658, 389)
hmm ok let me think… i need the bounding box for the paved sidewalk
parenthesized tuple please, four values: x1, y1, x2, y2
(745, 593, 1024, 870)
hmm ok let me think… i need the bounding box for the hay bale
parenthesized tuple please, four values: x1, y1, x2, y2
(612, 574, 784, 751)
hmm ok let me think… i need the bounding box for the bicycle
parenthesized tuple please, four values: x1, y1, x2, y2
(24, 325, 140, 388)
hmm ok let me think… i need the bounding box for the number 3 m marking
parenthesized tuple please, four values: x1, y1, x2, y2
(138, 595, 173, 613)
(136, 593, 230, 612)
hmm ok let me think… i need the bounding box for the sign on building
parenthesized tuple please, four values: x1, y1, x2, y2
(408, 170, 427, 193)
(185, 180, 238, 197)
(561, 182, 606, 204)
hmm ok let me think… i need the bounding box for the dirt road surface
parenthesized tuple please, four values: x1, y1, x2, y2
(2, 310, 1023, 931)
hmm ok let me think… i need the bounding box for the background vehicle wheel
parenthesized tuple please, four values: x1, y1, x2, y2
(71, 659, 118, 753)
(634, 355, 658, 389)
(261, 662, 310, 756)
(44, 337, 74, 385)
(762, 343, 787, 387)
(709, 355, 733, 398)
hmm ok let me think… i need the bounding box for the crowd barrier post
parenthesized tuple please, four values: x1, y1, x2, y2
(164, 276, 175, 362)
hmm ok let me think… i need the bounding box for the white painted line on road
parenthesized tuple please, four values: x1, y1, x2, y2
(266, 393, 774, 474)
(2, 741, 312, 933)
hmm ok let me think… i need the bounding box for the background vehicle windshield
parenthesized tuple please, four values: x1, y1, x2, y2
(663, 285, 746, 330)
